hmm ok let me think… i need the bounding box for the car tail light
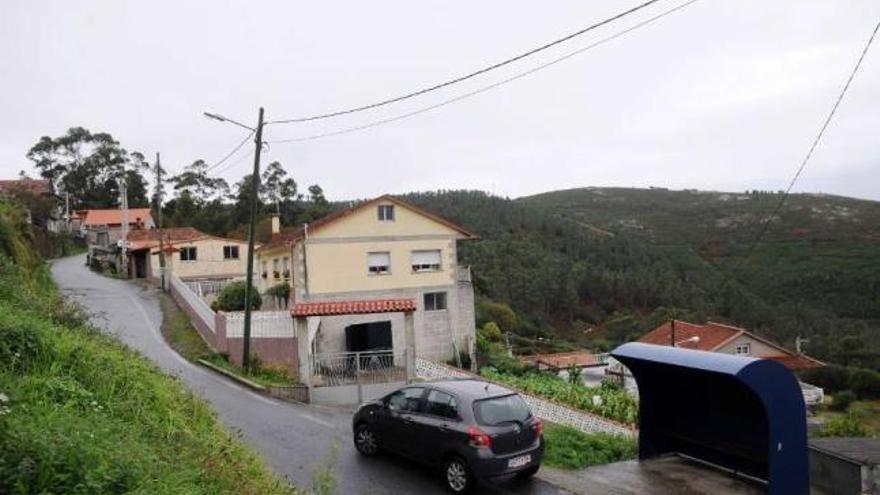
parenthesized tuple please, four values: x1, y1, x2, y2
(468, 425, 492, 449)
(534, 418, 544, 436)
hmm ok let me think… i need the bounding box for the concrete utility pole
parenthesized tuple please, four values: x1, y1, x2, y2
(241, 107, 265, 372)
(203, 107, 265, 372)
(118, 177, 129, 273)
(155, 153, 166, 290)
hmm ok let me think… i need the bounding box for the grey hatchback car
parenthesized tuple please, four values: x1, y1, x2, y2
(352, 379, 544, 493)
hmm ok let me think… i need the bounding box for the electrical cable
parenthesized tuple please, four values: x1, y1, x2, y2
(206, 131, 255, 172)
(267, 0, 664, 124)
(268, 0, 700, 144)
(735, 17, 879, 268)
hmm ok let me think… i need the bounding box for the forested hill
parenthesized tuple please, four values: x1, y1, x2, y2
(402, 189, 880, 370)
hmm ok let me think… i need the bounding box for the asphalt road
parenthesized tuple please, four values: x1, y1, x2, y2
(52, 255, 570, 495)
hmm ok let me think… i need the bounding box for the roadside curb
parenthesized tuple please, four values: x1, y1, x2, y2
(197, 358, 266, 392)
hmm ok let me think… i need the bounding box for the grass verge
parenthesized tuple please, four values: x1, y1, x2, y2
(159, 290, 297, 388)
(542, 424, 638, 470)
(0, 256, 300, 495)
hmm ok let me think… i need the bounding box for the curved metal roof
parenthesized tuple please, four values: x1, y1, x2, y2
(611, 342, 809, 495)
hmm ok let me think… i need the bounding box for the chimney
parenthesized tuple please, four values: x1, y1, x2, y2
(271, 213, 281, 235)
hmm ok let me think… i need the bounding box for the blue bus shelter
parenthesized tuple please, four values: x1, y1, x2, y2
(611, 342, 809, 495)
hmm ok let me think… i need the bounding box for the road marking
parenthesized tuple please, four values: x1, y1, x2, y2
(301, 414, 334, 428)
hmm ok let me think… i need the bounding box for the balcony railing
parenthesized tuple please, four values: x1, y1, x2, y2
(309, 349, 407, 387)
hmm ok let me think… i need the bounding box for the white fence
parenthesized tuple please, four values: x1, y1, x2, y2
(225, 311, 294, 338)
(170, 274, 215, 333)
(184, 279, 237, 298)
(415, 359, 633, 437)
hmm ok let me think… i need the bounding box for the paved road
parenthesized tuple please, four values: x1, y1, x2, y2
(52, 255, 570, 495)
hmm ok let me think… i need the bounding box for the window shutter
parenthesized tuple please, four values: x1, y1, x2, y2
(368, 252, 390, 267)
(411, 250, 441, 265)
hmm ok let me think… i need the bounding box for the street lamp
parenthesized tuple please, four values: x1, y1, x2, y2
(674, 336, 700, 347)
(203, 108, 264, 372)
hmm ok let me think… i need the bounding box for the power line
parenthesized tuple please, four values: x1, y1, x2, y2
(211, 146, 254, 176)
(268, 0, 700, 144)
(735, 17, 880, 268)
(206, 131, 255, 172)
(267, 0, 665, 124)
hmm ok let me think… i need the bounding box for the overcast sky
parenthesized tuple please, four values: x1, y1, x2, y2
(1, 1, 878, 201)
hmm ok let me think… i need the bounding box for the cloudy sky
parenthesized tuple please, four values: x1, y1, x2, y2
(1, 1, 878, 201)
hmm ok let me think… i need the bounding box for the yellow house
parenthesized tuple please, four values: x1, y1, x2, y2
(256, 195, 478, 363)
(127, 227, 252, 281)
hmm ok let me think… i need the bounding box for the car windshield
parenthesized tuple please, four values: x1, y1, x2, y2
(473, 394, 531, 426)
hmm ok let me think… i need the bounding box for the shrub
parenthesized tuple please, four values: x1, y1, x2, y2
(480, 321, 503, 342)
(800, 364, 852, 392)
(481, 367, 638, 425)
(816, 411, 872, 438)
(476, 300, 518, 334)
(212, 281, 262, 312)
(542, 425, 637, 470)
(265, 283, 290, 308)
(850, 369, 880, 400)
(830, 391, 856, 412)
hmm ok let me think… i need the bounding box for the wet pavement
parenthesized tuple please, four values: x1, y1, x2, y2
(52, 254, 569, 495)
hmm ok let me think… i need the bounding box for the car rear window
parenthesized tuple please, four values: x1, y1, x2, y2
(473, 394, 531, 426)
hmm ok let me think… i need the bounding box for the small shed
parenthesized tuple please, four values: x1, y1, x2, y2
(810, 437, 880, 495)
(611, 342, 809, 495)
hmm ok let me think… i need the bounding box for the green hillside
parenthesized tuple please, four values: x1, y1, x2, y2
(0, 200, 297, 495)
(403, 189, 880, 369)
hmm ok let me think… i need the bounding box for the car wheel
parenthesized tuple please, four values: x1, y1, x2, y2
(444, 457, 474, 493)
(516, 465, 540, 479)
(354, 424, 379, 456)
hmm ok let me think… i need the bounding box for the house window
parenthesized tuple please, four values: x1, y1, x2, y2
(735, 343, 751, 355)
(223, 245, 239, 259)
(411, 249, 442, 272)
(261, 261, 267, 279)
(180, 247, 197, 262)
(273, 258, 280, 279)
(282, 257, 290, 278)
(424, 291, 447, 311)
(378, 204, 395, 221)
(368, 252, 391, 275)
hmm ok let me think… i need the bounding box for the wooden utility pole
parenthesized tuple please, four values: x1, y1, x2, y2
(241, 107, 265, 372)
(155, 153, 167, 290)
(670, 319, 676, 347)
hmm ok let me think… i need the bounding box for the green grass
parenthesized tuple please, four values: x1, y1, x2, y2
(480, 367, 638, 426)
(0, 256, 300, 495)
(542, 424, 638, 470)
(158, 289, 297, 388)
(201, 353, 298, 388)
(159, 291, 213, 361)
(815, 395, 880, 438)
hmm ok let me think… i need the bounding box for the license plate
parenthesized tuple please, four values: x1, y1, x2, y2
(508, 454, 531, 468)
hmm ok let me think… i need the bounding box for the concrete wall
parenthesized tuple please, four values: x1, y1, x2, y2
(304, 238, 458, 294)
(809, 447, 864, 495)
(716, 335, 787, 358)
(156, 237, 250, 280)
(255, 244, 293, 293)
(309, 283, 475, 363)
(226, 336, 299, 378)
(310, 381, 405, 406)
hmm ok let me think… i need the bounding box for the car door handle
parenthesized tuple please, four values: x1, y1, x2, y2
(402, 416, 414, 424)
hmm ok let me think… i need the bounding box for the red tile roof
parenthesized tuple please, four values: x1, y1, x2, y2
(638, 320, 825, 371)
(126, 227, 247, 252)
(0, 179, 50, 195)
(639, 320, 741, 351)
(766, 354, 825, 371)
(292, 299, 417, 317)
(82, 208, 153, 226)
